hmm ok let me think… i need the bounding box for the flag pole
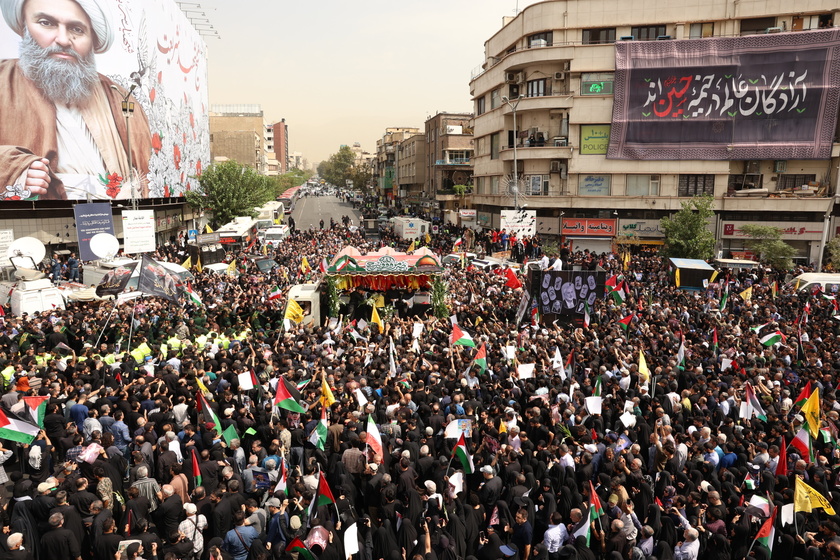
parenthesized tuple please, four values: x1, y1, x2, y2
(94, 298, 120, 351)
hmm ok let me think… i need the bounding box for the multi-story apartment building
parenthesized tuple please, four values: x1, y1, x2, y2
(396, 134, 427, 212)
(373, 128, 421, 204)
(209, 104, 274, 174)
(469, 0, 840, 263)
(425, 112, 475, 224)
(271, 119, 290, 174)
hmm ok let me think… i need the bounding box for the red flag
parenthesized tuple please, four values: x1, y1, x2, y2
(776, 436, 787, 476)
(591, 428, 598, 442)
(504, 268, 522, 289)
(655, 497, 663, 508)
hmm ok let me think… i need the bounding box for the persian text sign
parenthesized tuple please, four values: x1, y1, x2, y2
(608, 29, 840, 161)
(561, 219, 617, 237)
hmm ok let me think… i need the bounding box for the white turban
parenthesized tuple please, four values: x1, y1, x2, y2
(0, 0, 114, 54)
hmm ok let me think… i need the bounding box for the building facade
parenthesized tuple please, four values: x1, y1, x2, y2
(469, 0, 840, 263)
(373, 128, 421, 204)
(209, 104, 273, 173)
(272, 119, 290, 174)
(396, 134, 427, 212)
(425, 112, 475, 224)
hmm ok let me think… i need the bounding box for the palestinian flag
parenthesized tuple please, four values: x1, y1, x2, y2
(0, 408, 39, 444)
(452, 433, 474, 474)
(617, 314, 633, 331)
(274, 378, 305, 413)
(22, 396, 48, 428)
(583, 301, 591, 329)
(605, 274, 619, 292)
(287, 538, 317, 560)
(196, 392, 224, 437)
(185, 285, 202, 306)
(611, 281, 627, 304)
(790, 427, 813, 463)
(676, 337, 686, 369)
(719, 285, 729, 311)
(712, 327, 718, 354)
(760, 331, 783, 347)
(750, 322, 772, 335)
(744, 472, 756, 490)
(473, 343, 487, 375)
(450, 324, 476, 347)
(274, 458, 288, 496)
(589, 480, 604, 518)
(754, 507, 777, 554)
(776, 436, 787, 476)
(366, 414, 383, 459)
(333, 255, 357, 272)
(573, 506, 593, 546)
(268, 285, 283, 300)
(593, 376, 602, 397)
(743, 383, 767, 421)
(795, 380, 813, 408)
(191, 449, 202, 487)
(309, 406, 328, 451)
(316, 471, 336, 507)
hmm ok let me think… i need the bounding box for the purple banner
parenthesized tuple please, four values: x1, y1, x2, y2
(607, 29, 840, 160)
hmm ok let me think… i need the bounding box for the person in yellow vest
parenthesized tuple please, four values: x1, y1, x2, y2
(167, 332, 182, 354)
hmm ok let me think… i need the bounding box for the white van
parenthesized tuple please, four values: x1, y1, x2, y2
(788, 273, 840, 294)
(264, 225, 290, 246)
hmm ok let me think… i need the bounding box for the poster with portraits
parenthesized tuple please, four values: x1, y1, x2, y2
(535, 270, 606, 317)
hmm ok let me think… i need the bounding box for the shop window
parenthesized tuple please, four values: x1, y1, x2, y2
(679, 174, 715, 196)
(582, 28, 616, 45)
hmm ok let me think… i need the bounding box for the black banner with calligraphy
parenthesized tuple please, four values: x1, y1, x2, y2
(532, 270, 606, 317)
(94, 262, 137, 298)
(608, 29, 840, 160)
(137, 255, 183, 303)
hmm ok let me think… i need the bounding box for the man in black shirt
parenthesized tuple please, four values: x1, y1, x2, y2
(39, 512, 81, 560)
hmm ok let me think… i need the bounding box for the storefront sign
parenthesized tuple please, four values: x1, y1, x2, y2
(459, 209, 477, 218)
(579, 175, 611, 196)
(580, 125, 611, 155)
(561, 218, 617, 236)
(721, 221, 823, 241)
(618, 219, 665, 237)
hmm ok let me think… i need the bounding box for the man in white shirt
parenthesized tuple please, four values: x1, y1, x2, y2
(674, 528, 700, 560)
(543, 512, 568, 560)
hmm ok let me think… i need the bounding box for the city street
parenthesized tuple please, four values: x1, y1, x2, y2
(290, 194, 363, 230)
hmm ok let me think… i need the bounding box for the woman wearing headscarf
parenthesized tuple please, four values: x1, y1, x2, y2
(702, 532, 730, 560)
(652, 540, 675, 560)
(645, 504, 662, 539)
(658, 513, 679, 550)
(372, 519, 400, 560)
(476, 528, 504, 560)
(574, 535, 597, 560)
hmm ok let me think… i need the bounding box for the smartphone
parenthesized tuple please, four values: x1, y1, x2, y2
(479, 532, 486, 541)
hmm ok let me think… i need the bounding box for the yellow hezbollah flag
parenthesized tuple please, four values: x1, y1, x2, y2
(301, 256, 311, 273)
(320, 377, 336, 408)
(227, 260, 236, 276)
(407, 240, 415, 253)
(196, 254, 203, 273)
(709, 270, 719, 284)
(740, 286, 753, 301)
(182, 256, 191, 270)
(638, 349, 650, 382)
(801, 387, 821, 439)
(285, 299, 305, 323)
(196, 376, 211, 397)
(371, 305, 383, 334)
(499, 421, 507, 434)
(795, 476, 836, 515)
(205, 224, 213, 233)
(675, 268, 681, 287)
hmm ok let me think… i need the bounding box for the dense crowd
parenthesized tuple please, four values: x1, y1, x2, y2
(0, 197, 837, 560)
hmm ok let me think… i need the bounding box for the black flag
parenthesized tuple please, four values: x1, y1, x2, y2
(137, 255, 182, 302)
(95, 262, 137, 297)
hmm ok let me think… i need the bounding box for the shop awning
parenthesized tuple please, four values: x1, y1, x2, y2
(616, 238, 664, 245)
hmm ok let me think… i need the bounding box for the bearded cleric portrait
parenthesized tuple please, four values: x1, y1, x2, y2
(0, 0, 152, 201)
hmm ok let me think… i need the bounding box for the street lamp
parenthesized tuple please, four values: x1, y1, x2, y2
(111, 84, 137, 210)
(502, 95, 524, 209)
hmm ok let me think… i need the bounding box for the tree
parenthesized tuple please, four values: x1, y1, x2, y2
(320, 146, 356, 188)
(739, 224, 797, 270)
(185, 160, 275, 227)
(660, 195, 716, 260)
(826, 236, 840, 270)
(274, 169, 312, 196)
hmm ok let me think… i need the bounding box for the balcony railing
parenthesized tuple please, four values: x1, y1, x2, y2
(435, 158, 471, 165)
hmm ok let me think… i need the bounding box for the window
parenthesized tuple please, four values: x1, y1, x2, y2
(581, 72, 615, 95)
(792, 14, 833, 30)
(490, 133, 500, 160)
(626, 175, 660, 196)
(476, 96, 486, 116)
(491, 176, 500, 195)
(689, 22, 715, 38)
(508, 84, 520, 98)
(490, 89, 501, 110)
(476, 137, 488, 156)
(679, 175, 715, 196)
(527, 175, 550, 195)
(529, 32, 553, 48)
(778, 174, 817, 190)
(740, 17, 776, 35)
(475, 177, 485, 194)
(582, 28, 616, 45)
(631, 25, 666, 41)
(526, 79, 548, 98)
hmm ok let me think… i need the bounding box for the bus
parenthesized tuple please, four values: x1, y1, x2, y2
(216, 217, 259, 250)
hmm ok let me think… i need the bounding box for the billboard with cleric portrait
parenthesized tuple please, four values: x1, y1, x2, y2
(0, 0, 209, 202)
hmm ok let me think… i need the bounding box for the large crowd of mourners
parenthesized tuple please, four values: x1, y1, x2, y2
(0, 197, 837, 560)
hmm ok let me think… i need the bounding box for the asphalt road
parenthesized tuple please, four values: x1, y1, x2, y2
(290, 195, 363, 230)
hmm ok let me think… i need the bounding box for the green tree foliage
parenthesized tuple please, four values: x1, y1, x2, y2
(826, 236, 840, 270)
(739, 224, 797, 270)
(660, 195, 716, 260)
(185, 160, 275, 228)
(431, 277, 449, 319)
(274, 169, 312, 196)
(319, 146, 357, 189)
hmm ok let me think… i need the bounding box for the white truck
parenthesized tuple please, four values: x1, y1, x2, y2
(391, 217, 430, 240)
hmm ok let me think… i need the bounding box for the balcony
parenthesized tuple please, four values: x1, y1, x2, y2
(435, 158, 471, 166)
(500, 145, 573, 161)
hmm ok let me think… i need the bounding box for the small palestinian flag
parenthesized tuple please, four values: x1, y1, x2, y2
(309, 406, 328, 450)
(719, 285, 729, 311)
(760, 331, 783, 347)
(473, 344, 487, 375)
(744, 382, 767, 422)
(750, 322, 772, 335)
(196, 392, 224, 437)
(611, 281, 627, 304)
(191, 449, 202, 487)
(22, 396, 48, 428)
(450, 324, 476, 347)
(589, 480, 604, 518)
(754, 507, 777, 554)
(573, 506, 593, 546)
(617, 314, 633, 331)
(316, 472, 336, 507)
(0, 408, 39, 444)
(274, 379, 305, 413)
(268, 286, 283, 300)
(274, 458, 288, 496)
(185, 285, 202, 306)
(795, 380, 813, 408)
(452, 433, 474, 474)
(287, 538, 317, 560)
(744, 472, 756, 490)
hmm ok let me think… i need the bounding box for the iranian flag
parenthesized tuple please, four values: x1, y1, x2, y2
(790, 427, 814, 463)
(593, 376, 602, 397)
(453, 237, 464, 249)
(191, 449, 202, 487)
(617, 314, 634, 331)
(268, 286, 283, 300)
(573, 506, 593, 546)
(196, 392, 224, 437)
(185, 285, 202, 306)
(451, 433, 474, 474)
(473, 344, 487, 375)
(274, 458, 288, 496)
(274, 378, 305, 413)
(366, 414, 383, 459)
(0, 408, 39, 444)
(450, 324, 476, 347)
(754, 507, 777, 554)
(309, 406, 328, 450)
(760, 331, 784, 347)
(22, 395, 48, 428)
(795, 380, 813, 408)
(611, 281, 627, 304)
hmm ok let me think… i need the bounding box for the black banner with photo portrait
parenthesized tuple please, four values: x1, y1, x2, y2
(533, 270, 606, 317)
(137, 255, 182, 303)
(95, 262, 137, 298)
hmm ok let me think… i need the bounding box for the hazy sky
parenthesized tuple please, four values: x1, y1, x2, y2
(198, 0, 544, 166)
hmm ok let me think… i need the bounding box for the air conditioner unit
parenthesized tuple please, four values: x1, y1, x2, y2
(554, 72, 566, 81)
(550, 160, 568, 175)
(505, 72, 521, 84)
(766, 26, 783, 33)
(620, 35, 635, 40)
(774, 160, 787, 173)
(656, 35, 672, 40)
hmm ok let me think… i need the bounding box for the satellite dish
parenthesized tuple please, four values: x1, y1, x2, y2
(6, 236, 46, 263)
(89, 233, 120, 260)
